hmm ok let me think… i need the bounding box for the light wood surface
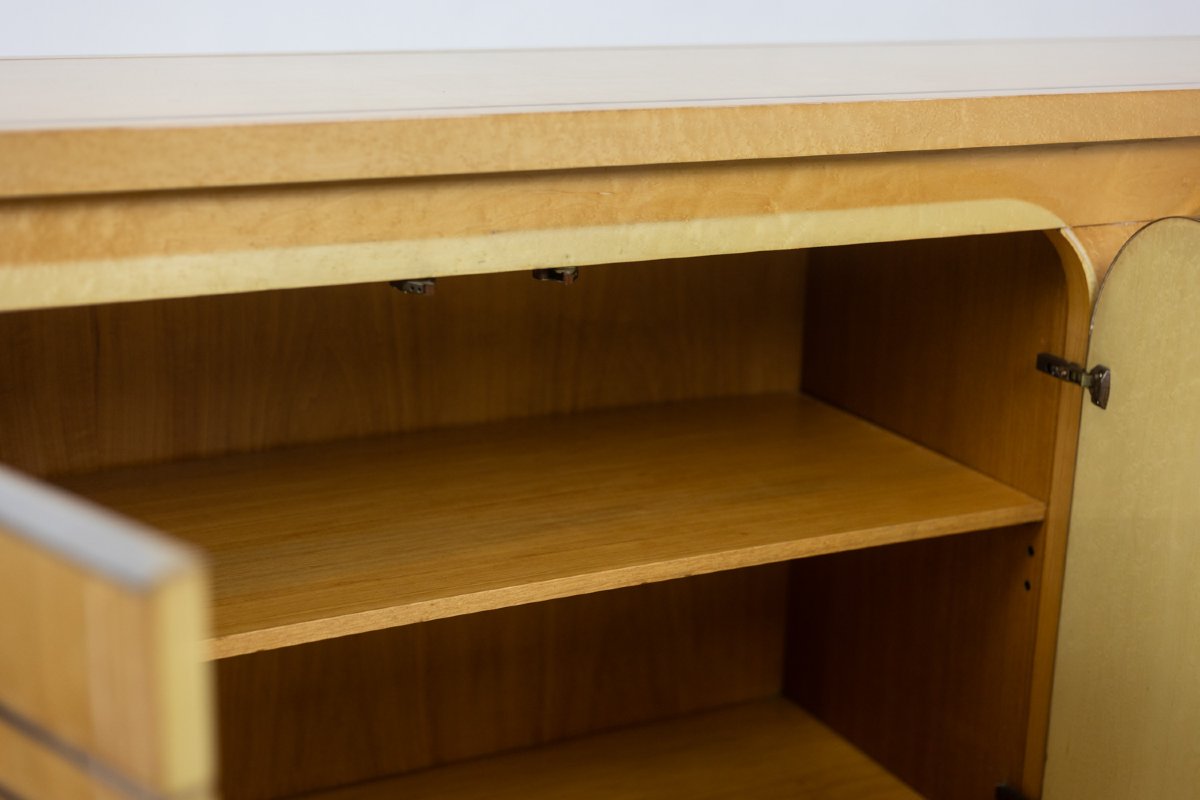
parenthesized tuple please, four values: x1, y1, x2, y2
(788, 527, 1043, 799)
(4, 136, 1199, 311)
(1014, 227, 1099, 795)
(9, 40, 1199, 128)
(1064, 221, 1148, 286)
(57, 395, 1045, 659)
(1, 40, 1198, 197)
(0, 253, 803, 477)
(0, 720, 128, 800)
(1044, 217, 1200, 798)
(791, 231, 1081, 798)
(217, 567, 786, 799)
(802, 233, 1068, 498)
(0, 467, 214, 798)
(0, 39, 1194, 800)
(305, 697, 920, 800)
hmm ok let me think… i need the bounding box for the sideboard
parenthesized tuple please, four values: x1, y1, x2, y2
(2, 39, 1199, 799)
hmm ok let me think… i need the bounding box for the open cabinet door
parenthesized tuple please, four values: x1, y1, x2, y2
(1044, 217, 1200, 798)
(0, 465, 215, 799)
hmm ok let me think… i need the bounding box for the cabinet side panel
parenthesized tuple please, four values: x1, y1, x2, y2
(0, 535, 159, 796)
(216, 565, 787, 800)
(0, 721, 128, 800)
(801, 232, 1066, 499)
(0, 471, 214, 799)
(0, 251, 804, 477)
(787, 527, 1041, 799)
(791, 232, 1073, 798)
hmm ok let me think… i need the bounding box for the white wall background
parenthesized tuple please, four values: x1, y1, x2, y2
(2, 0, 1200, 57)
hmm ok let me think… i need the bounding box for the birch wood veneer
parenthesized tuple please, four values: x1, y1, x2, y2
(1, 39, 1198, 800)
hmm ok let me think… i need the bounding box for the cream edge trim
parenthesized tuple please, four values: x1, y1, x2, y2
(2, 199, 1066, 312)
(0, 464, 199, 588)
(1052, 225, 1101, 302)
(153, 572, 216, 795)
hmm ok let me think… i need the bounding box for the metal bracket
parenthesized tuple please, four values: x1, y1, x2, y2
(532, 267, 579, 285)
(1036, 353, 1111, 409)
(391, 278, 437, 295)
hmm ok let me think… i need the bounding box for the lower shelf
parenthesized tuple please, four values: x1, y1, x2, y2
(307, 697, 919, 799)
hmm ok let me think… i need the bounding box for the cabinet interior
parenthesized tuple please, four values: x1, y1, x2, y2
(0, 231, 1071, 799)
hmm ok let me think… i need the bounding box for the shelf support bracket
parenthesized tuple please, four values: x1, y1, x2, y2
(391, 278, 437, 295)
(532, 267, 579, 285)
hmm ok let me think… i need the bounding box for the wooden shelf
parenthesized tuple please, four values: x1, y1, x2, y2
(306, 697, 921, 799)
(59, 395, 1044, 658)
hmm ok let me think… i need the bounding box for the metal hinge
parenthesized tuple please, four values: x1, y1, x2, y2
(1036, 353, 1111, 409)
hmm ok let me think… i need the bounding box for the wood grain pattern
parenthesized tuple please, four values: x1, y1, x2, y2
(0, 252, 804, 477)
(787, 527, 1042, 800)
(304, 698, 920, 800)
(2, 138, 1199, 311)
(0, 43, 1189, 799)
(1, 40, 1198, 197)
(0, 720, 128, 800)
(0, 469, 214, 798)
(217, 567, 787, 799)
(802, 232, 1068, 498)
(21, 91, 1192, 198)
(1018, 229, 1097, 795)
(790, 231, 1078, 798)
(1044, 217, 1200, 799)
(57, 395, 1044, 658)
(1067, 221, 1147, 286)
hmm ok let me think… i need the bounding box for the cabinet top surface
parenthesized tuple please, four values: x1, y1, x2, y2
(2, 38, 1199, 197)
(5, 38, 1200, 128)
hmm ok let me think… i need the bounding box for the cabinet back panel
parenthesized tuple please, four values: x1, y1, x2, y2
(0, 251, 804, 477)
(792, 231, 1074, 798)
(216, 565, 787, 800)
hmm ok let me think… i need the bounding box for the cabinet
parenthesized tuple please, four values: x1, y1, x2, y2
(1, 41, 1199, 800)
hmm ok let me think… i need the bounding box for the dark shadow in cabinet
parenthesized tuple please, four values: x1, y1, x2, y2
(217, 566, 787, 799)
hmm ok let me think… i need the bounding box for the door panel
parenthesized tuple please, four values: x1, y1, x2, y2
(1044, 217, 1200, 798)
(0, 465, 214, 799)
(0, 722, 130, 800)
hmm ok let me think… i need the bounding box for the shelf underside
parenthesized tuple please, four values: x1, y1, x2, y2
(309, 697, 920, 799)
(60, 395, 1044, 658)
